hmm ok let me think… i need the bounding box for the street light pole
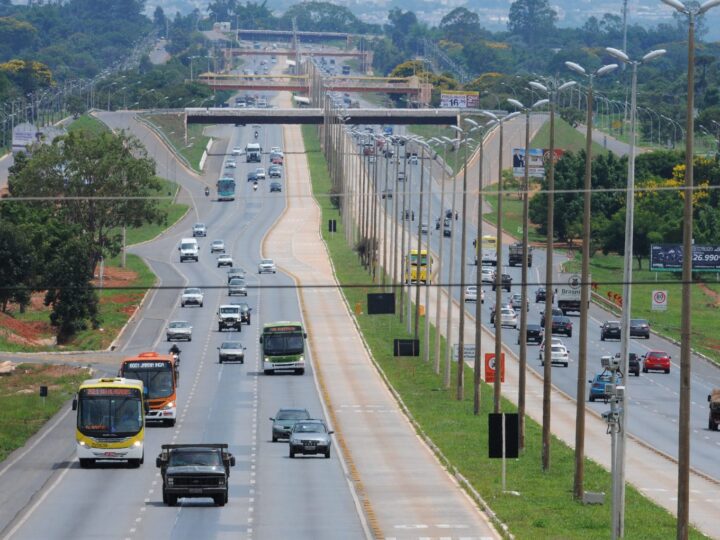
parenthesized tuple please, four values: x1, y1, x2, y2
(660, 2, 720, 537)
(432, 138, 449, 375)
(444, 135, 461, 388)
(606, 45, 666, 538)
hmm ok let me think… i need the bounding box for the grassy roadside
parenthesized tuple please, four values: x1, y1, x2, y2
(143, 112, 210, 170)
(531, 116, 608, 157)
(0, 364, 90, 462)
(67, 114, 110, 135)
(301, 125, 703, 539)
(483, 181, 545, 243)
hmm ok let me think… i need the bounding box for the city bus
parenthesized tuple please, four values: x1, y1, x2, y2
(72, 377, 146, 468)
(119, 352, 177, 427)
(405, 249, 432, 284)
(260, 322, 307, 375)
(217, 177, 236, 201)
(474, 235, 498, 265)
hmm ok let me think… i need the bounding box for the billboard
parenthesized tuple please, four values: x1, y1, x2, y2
(440, 91, 479, 109)
(512, 148, 545, 177)
(12, 122, 39, 155)
(650, 244, 720, 272)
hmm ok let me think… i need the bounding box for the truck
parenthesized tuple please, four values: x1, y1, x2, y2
(217, 304, 243, 332)
(245, 142, 262, 163)
(480, 249, 497, 267)
(508, 242, 532, 267)
(178, 238, 199, 262)
(709, 388, 720, 431)
(556, 273, 589, 314)
(157, 444, 235, 506)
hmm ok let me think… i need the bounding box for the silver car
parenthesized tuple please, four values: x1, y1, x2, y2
(180, 287, 204, 308)
(288, 420, 334, 458)
(167, 321, 192, 341)
(258, 258, 276, 274)
(218, 341, 246, 364)
(228, 278, 247, 296)
(192, 223, 207, 237)
(227, 267, 245, 283)
(217, 254, 233, 268)
(494, 308, 518, 329)
(211, 240, 226, 253)
(255, 167, 266, 180)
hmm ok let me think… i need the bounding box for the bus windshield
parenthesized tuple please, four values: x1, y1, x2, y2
(481, 235, 497, 249)
(409, 253, 428, 266)
(122, 368, 174, 399)
(263, 333, 304, 356)
(77, 392, 143, 437)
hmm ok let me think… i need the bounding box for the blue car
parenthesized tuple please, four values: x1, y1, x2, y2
(588, 371, 623, 402)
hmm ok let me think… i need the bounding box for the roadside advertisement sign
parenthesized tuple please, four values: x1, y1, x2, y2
(484, 352, 505, 383)
(543, 148, 564, 164)
(453, 343, 476, 361)
(440, 90, 479, 109)
(12, 122, 39, 155)
(651, 290, 668, 311)
(650, 244, 720, 272)
(512, 148, 545, 177)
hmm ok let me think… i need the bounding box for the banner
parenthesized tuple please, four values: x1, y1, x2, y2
(512, 148, 545, 177)
(650, 244, 720, 272)
(440, 90, 479, 109)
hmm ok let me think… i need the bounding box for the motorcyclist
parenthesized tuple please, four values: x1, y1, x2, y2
(254, 130, 259, 139)
(204, 186, 210, 197)
(253, 181, 258, 191)
(169, 344, 181, 365)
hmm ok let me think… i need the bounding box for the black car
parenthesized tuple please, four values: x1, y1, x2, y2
(535, 288, 546, 303)
(539, 307, 563, 327)
(518, 323, 544, 344)
(270, 182, 282, 192)
(600, 320, 621, 341)
(230, 301, 252, 324)
(247, 171, 259, 182)
(629, 353, 640, 376)
(551, 315, 573, 337)
(491, 272, 512, 292)
(630, 319, 650, 339)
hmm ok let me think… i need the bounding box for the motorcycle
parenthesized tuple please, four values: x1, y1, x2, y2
(254, 130, 259, 139)
(204, 186, 210, 197)
(253, 181, 258, 191)
(169, 346, 181, 366)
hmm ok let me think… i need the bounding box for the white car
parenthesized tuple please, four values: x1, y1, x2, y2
(258, 258, 277, 274)
(225, 159, 237, 169)
(493, 308, 518, 329)
(270, 146, 283, 156)
(481, 267, 495, 284)
(180, 288, 204, 308)
(540, 337, 565, 349)
(539, 344, 570, 367)
(255, 167, 266, 180)
(217, 254, 233, 267)
(211, 240, 225, 253)
(192, 223, 207, 237)
(167, 321, 192, 341)
(232, 146, 242, 156)
(464, 286, 484, 304)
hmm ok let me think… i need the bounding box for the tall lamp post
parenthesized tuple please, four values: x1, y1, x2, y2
(565, 60, 618, 485)
(606, 45, 666, 539)
(480, 110, 520, 412)
(660, 1, 720, 538)
(506, 97, 549, 450)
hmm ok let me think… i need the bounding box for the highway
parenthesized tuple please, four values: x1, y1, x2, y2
(1, 113, 366, 539)
(375, 137, 720, 481)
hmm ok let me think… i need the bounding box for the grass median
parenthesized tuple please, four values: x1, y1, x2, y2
(301, 124, 706, 539)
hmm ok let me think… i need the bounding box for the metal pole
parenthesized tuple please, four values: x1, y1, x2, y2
(457, 133, 469, 400)
(544, 91, 557, 473)
(493, 120, 505, 413)
(677, 11, 696, 540)
(518, 108, 531, 450)
(445, 139, 460, 388)
(400, 144, 408, 323)
(474, 135, 485, 414)
(382, 144, 390, 290)
(414, 144, 425, 339)
(434, 143, 448, 375)
(424, 148, 433, 363)
(392, 140, 400, 287)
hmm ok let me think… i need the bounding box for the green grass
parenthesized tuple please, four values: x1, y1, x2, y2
(408, 124, 482, 175)
(531, 116, 609, 157)
(301, 124, 706, 539)
(0, 364, 90, 461)
(68, 114, 110, 136)
(483, 182, 546, 243)
(122, 179, 188, 246)
(563, 252, 720, 365)
(143, 113, 210, 171)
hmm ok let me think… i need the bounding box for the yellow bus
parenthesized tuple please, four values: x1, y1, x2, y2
(73, 377, 146, 468)
(405, 249, 432, 283)
(474, 235, 498, 265)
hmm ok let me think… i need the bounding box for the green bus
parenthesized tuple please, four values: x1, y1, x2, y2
(217, 177, 236, 201)
(260, 322, 307, 375)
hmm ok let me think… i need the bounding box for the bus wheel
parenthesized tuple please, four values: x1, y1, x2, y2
(128, 458, 142, 468)
(79, 459, 94, 469)
(295, 368, 305, 375)
(264, 369, 273, 375)
(214, 494, 226, 506)
(165, 419, 176, 427)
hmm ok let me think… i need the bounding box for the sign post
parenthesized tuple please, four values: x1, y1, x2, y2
(484, 352, 505, 383)
(651, 290, 668, 311)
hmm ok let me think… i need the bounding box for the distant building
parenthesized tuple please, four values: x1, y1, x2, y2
(213, 21, 231, 32)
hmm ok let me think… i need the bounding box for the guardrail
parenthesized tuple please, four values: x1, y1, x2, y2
(135, 113, 195, 172)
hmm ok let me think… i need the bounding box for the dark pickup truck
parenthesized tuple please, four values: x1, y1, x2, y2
(157, 444, 235, 506)
(508, 242, 532, 267)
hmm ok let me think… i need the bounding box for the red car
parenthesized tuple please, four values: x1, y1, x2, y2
(642, 350, 671, 374)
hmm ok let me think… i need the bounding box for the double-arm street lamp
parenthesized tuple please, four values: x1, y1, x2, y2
(506, 97, 549, 449)
(605, 45, 666, 539)
(660, 1, 720, 538)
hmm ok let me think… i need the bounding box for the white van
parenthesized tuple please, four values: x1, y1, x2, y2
(245, 142, 262, 163)
(178, 238, 199, 262)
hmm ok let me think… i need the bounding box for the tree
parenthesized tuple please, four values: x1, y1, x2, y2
(153, 6, 166, 35)
(0, 221, 34, 312)
(385, 8, 419, 51)
(439, 7, 483, 45)
(282, 2, 369, 33)
(8, 130, 164, 269)
(507, 0, 557, 45)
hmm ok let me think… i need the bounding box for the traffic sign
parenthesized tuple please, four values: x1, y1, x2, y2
(651, 290, 667, 311)
(453, 344, 476, 361)
(484, 353, 505, 383)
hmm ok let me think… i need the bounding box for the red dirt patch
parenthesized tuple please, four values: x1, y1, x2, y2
(0, 312, 46, 341)
(698, 282, 720, 308)
(92, 266, 139, 289)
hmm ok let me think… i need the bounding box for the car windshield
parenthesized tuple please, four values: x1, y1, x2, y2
(261, 259, 273, 264)
(194, 224, 205, 229)
(606, 322, 620, 327)
(180, 243, 195, 250)
(184, 288, 201, 295)
(220, 307, 239, 315)
(551, 346, 565, 353)
(277, 410, 310, 421)
(221, 341, 242, 349)
(631, 319, 648, 325)
(229, 279, 245, 285)
(169, 322, 189, 329)
(293, 423, 326, 433)
(169, 450, 222, 467)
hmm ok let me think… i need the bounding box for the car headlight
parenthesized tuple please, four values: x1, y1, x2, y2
(163, 402, 175, 410)
(167, 477, 174, 486)
(264, 357, 270, 363)
(298, 356, 304, 363)
(218, 477, 225, 486)
(133, 441, 141, 447)
(79, 441, 86, 447)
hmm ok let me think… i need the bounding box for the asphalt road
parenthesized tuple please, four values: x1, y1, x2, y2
(0, 113, 365, 539)
(379, 140, 720, 482)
